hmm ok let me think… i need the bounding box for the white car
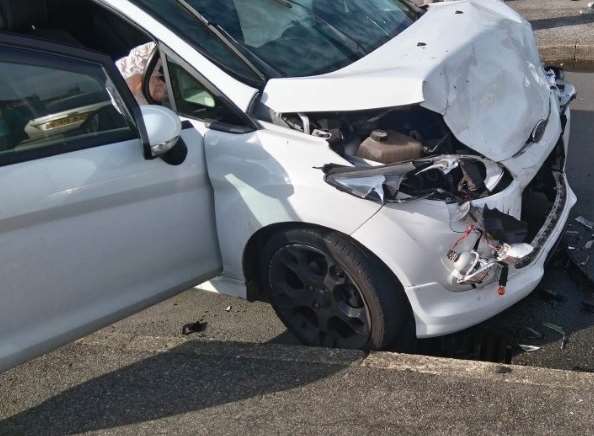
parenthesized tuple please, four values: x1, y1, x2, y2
(0, 0, 576, 372)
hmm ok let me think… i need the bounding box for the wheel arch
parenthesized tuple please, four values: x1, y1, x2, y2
(242, 221, 412, 319)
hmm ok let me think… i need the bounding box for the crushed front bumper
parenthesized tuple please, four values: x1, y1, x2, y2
(352, 103, 576, 338)
(405, 174, 576, 338)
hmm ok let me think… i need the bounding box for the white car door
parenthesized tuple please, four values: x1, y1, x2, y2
(0, 35, 222, 372)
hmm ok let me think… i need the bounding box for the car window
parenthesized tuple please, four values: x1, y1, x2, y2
(166, 57, 247, 128)
(0, 51, 137, 164)
(130, 0, 264, 87)
(131, 0, 419, 79)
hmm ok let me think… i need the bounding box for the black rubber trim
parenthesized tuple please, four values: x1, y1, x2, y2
(141, 47, 162, 105)
(516, 171, 568, 269)
(160, 137, 188, 166)
(0, 130, 138, 167)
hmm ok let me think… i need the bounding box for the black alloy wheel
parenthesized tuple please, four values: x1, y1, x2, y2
(260, 227, 416, 351)
(268, 243, 371, 349)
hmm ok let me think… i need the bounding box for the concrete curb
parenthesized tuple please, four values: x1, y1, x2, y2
(507, 1, 594, 70)
(78, 333, 594, 391)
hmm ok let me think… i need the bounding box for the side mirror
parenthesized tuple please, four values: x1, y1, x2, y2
(140, 105, 181, 158)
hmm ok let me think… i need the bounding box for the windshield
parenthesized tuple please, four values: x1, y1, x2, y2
(132, 0, 419, 80)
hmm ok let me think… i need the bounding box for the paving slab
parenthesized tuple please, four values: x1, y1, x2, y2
(507, 0, 594, 70)
(1, 334, 593, 435)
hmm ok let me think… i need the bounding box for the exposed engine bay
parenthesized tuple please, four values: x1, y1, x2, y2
(277, 105, 512, 203)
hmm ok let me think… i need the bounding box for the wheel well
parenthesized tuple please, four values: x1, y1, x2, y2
(243, 222, 303, 302)
(242, 222, 409, 310)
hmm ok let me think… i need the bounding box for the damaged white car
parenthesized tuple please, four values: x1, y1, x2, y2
(0, 0, 577, 371)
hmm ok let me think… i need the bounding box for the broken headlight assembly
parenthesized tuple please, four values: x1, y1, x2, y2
(445, 214, 535, 291)
(323, 155, 510, 204)
(324, 156, 537, 292)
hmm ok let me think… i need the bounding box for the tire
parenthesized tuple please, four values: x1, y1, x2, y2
(259, 227, 416, 351)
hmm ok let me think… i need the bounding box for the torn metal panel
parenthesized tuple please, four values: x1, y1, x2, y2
(324, 154, 507, 204)
(323, 161, 416, 203)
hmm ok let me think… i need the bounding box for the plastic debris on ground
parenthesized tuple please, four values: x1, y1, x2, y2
(523, 326, 544, 340)
(518, 344, 542, 352)
(543, 322, 569, 351)
(181, 320, 207, 336)
(575, 216, 594, 230)
(225, 305, 232, 312)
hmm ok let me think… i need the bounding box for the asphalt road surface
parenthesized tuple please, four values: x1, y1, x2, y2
(1, 73, 594, 435)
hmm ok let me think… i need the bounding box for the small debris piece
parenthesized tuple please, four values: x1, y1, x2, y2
(568, 246, 576, 251)
(417, 42, 427, 47)
(494, 366, 512, 374)
(576, 216, 594, 230)
(543, 322, 569, 351)
(181, 321, 207, 336)
(523, 327, 544, 340)
(518, 344, 542, 352)
(543, 322, 565, 336)
(225, 305, 232, 312)
(586, 240, 594, 250)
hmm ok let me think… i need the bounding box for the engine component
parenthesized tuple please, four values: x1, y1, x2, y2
(312, 128, 344, 149)
(448, 250, 500, 286)
(496, 243, 534, 264)
(356, 129, 424, 164)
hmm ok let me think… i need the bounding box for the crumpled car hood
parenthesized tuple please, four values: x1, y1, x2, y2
(260, 0, 551, 162)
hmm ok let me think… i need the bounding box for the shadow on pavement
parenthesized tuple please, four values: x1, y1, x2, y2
(531, 14, 594, 31)
(0, 340, 356, 435)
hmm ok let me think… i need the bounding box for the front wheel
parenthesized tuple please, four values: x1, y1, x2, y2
(259, 227, 415, 351)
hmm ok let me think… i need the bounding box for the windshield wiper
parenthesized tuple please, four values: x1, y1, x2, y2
(175, 0, 274, 83)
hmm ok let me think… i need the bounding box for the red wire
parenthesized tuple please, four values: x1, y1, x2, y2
(451, 224, 477, 251)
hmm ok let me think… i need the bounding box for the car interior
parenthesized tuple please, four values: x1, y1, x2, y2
(0, 0, 150, 61)
(0, 0, 159, 152)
